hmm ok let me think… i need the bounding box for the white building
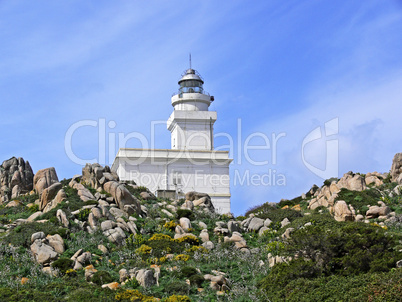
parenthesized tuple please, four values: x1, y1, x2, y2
(112, 67, 232, 213)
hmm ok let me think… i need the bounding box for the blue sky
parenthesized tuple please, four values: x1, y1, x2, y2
(1, 0, 401, 215)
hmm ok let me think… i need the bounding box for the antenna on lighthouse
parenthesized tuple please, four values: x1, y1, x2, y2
(189, 53, 192, 69)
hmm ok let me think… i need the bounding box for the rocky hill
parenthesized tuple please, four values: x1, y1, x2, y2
(0, 155, 401, 301)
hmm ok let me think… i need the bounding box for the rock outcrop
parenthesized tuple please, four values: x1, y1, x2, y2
(185, 191, 215, 212)
(33, 167, 59, 196)
(0, 157, 34, 203)
(30, 232, 64, 265)
(391, 153, 402, 184)
(103, 181, 141, 214)
(81, 163, 119, 190)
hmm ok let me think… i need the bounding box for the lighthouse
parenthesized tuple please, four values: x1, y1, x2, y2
(168, 68, 216, 151)
(112, 66, 232, 213)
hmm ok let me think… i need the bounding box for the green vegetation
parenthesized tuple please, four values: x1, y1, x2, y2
(0, 170, 401, 301)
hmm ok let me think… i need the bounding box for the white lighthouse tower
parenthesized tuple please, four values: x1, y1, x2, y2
(112, 65, 232, 213)
(168, 68, 216, 151)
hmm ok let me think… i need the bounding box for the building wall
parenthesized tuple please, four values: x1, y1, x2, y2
(114, 153, 231, 213)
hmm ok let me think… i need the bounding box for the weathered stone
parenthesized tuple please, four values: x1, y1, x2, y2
(337, 172, 367, 191)
(109, 207, 129, 219)
(140, 192, 154, 200)
(185, 192, 215, 212)
(248, 217, 264, 231)
(40, 182, 62, 211)
(391, 153, 402, 184)
(258, 226, 269, 236)
(101, 220, 116, 231)
(280, 218, 291, 228)
(119, 268, 129, 282)
(180, 217, 192, 231)
(69, 178, 95, 202)
(103, 181, 141, 213)
(84, 264, 97, 281)
(127, 221, 138, 234)
(202, 241, 215, 250)
(282, 227, 295, 239)
(355, 214, 364, 222)
(91, 207, 103, 219)
(31, 231, 45, 242)
(161, 209, 174, 217)
(27, 211, 43, 222)
(334, 200, 354, 221)
(366, 206, 391, 219)
(98, 244, 108, 254)
(47, 234, 65, 254)
(227, 221, 241, 233)
(365, 175, 383, 186)
(198, 221, 208, 229)
(88, 213, 98, 230)
(181, 200, 194, 210)
(33, 167, 59, 196)
(135, 269, 156, 288)
(199, 229, 209, 242)
(102, 282, 120, 290)
(56, 209, 69, 227)
(43, 188, 67, 213)
(30, 240, 58, 265)
(264, 218, 272, 227)
(76, 252, 92, 266)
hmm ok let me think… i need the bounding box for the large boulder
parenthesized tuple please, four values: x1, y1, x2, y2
(391, 153, 402, 184)
(82, 163, 118, 190)
(337, 172, 366, 191)
(33, 167, 59, 196)
(69, 177, 95, 202)
(103, 181, 141, 214)
(0, 157, 34, 203)
(185, 191, 215, 212)
(333, 200, 354, 221)
(39, 182, 62, 211)
(43, 188, 67, 213)
(247, 217, 264, 232)
(135, 269, 156, 288)
(30, 232, 63, 265)
(366, 205, 391, 219)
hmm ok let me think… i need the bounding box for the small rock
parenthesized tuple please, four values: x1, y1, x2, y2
(101, 282, 120, 290)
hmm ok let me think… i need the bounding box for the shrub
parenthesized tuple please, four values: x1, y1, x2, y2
(165, 281, 189, 295)
(91, 270, 113, 285)
(335, 188, 381, 213)
(175, 254, 190, 262)
(177, 209, 194, 220)
(147, 240, 180, 257)
(149, 234, 173, 241)
(255, 208, 303, 224)
(4, 222, 59, 248)
(179, 266, 198, 278)
(188, 274, 204, 287)
(278, 196, 303, 208)
(163, 295, 192, 302)
(136, 244, 152, 256)
(77, 208, 91, 221)
(115, 289, 156, 301)
(51, 258, 74, 274)
(175, 235, 199, 246)
(164, 221, 178, 231)
(126, 233, 146, 248)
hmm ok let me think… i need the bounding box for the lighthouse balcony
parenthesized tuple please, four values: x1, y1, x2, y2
(171, 92, 213, 107)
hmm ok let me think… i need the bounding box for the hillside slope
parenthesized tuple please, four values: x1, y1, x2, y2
(0, 155, 401, 301)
